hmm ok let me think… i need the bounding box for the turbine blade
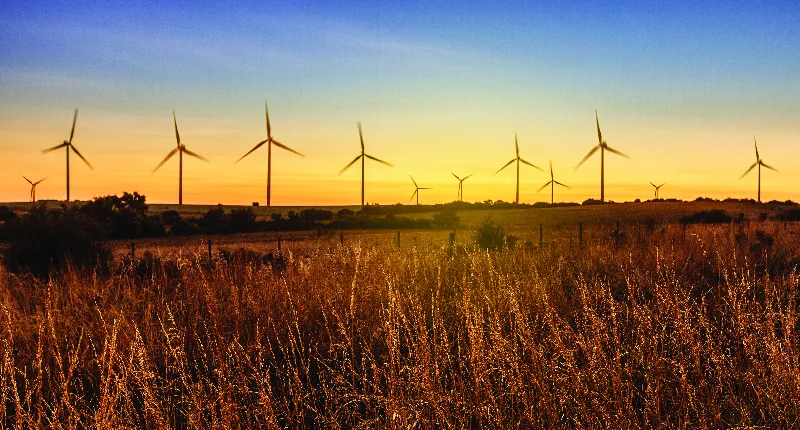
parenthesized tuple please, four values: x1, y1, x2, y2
(265, 101, 271, 137)
(364, 154, 392, 167)
(339, 154, 362, 175)
(754, 137, 759, 160)
(519, 158, 543, 170)
(494, 158, 515, 175)
(536, 181, 552, 192)
(272, 139, 304, 157)
(549, 160, 553, 179)
(575, 146, 599, 169)
(235, 139, 269, 163)
(33, 177, 47, 185)
(740, 162, 758, 179)
(515, 131, 519, 156)
(70, 145, 93, 169)
(20, 174, 33, 184)
(410, 175, 417, 187)
(42, 142, 68, 154)
(409, 189, 418, 202)
(595, 109, 602, 145)
(173, 111, 181, 147)
(152, 148, 179, 173)
(419, 187, 432, 190)
(658, 182, 667, 188)
(761, 161, 779, 172)
(554, 180, 571, 188)
(451, 171, 460, 181)
(182, 147, 209, 162)
(604, 145, 630, 159)
(357, 121, 364, 152)
(462, 173, 474, 180)
(68, 108, 78, 144)
(650, 182, 656, 188)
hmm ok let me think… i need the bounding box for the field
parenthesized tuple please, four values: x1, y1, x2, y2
(2, 202, 800, 426)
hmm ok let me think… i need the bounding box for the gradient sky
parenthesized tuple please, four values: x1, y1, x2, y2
(1, 1, 799, 205)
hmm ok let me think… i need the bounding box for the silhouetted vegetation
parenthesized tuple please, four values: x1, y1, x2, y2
(474, 217, 507, 250)
(680, 209, 733, 224)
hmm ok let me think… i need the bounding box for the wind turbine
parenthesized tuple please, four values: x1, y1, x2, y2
(339, 122, 393, 206)
(536, 161, 570, 204)
(236, 101, 304, 206)
(41, 109, 93, 201)
(152, 111, 209, 205)
(450, 172, 474, 202)
(21, 174, 46, 203)
(494, 132, 542, 204)
(740, 137, 778, 203)
(409, 176, 431, 205)
(650, 182, 666, 199)
(575, 110, 630, 202)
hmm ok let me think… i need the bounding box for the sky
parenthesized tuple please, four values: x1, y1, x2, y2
(1, 1, 799, 205)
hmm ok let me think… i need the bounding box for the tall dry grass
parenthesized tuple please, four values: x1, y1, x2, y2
(1, 221, 799, 427)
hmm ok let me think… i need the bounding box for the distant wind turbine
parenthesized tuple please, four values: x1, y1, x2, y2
(41, 109, 93, 201)
(575, 110, 630, 202)
(339, 122, 393, 206)
(536, 161, 570, 204)
(152, 111, 209, 205)
(650, 182, 666, 199)
(494, 132, 542, 204)
(409, 176, 431, 205)
(740, 137, 778, 203)
(450, 172, 474, 202)
(21, 174, 46, 203)
(236, 101, 304, 206)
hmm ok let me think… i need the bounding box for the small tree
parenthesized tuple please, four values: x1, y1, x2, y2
(474, 217, 506, 250)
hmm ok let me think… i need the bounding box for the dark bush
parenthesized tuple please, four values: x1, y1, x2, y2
(680, 209, 732, 224)
(582, 198, 607, 206)
(0, 206, 17, 221)
(229, 208, 257, 233)
(252, 201, 260, 207)
(301, 208, 333, 222)
(432, 210, 460, 229)
(171, 218, 200, 236)
(474, 217, 506, 250)
(776, 208, 800, 222)
(4, 206, 112, 278)
(161, 210, 181, 226)
(337, 209, 355, 218)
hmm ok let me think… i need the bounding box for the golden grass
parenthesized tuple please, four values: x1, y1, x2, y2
(2, 221, 800, 426)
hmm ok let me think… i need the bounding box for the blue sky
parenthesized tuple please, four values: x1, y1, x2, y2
(1, 1, 799, 204)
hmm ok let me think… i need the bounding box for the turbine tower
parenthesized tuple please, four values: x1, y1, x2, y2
(409, 176, 431, 205)
(740, 138, 778, 203)
(536, 161, 570, 204)
(236, 101, 304, 206)
(575, 110, 630, 202)
(339, 122, 392, 206)
(494, 132, 542, 204)
(152, 111, 210, 205)
(21, 174, 46, 203)
(650, 182, 666, 199)
(41, 109, 93, 201)
(450, 172, 474, 202)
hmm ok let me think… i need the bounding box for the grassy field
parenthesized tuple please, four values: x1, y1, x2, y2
(2, 202, 800, 426)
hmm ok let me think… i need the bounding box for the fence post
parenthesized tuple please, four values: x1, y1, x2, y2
(569, 231, 573, 247)
(207, 239, 212, 262)
(277, 236, 281, 250)
(397, 231, 401, 248)
(579, 222, 583, 247)
(449, 231, 455, 245)
(539, 224, 543, 248)
(340, 232, 344, 246)
(130, 242, 135, 261)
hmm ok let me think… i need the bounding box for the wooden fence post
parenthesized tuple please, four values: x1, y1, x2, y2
(569, 232, 573, 247)
(449, 231, 455, 245)
(207, 239, 212, 262)
(340, 232, 344, 246)
(397, 231, 401, 248)
(277, 236, 281, 250)
(579, 222, 583, 247)
(539, 224, 543, 248)
(130, 242, 135, 261)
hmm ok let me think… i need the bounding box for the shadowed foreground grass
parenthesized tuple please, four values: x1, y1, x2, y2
(1, 222, 799, 427)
